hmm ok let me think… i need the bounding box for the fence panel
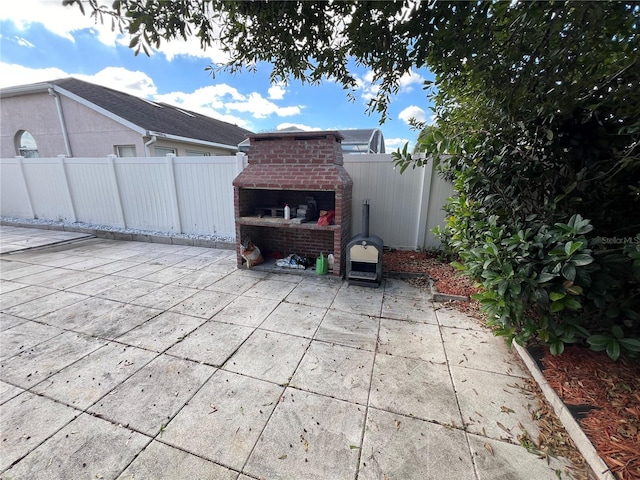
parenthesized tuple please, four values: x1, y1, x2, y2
(173, 156, 238, 237)
(344, 154, 453, 249)
(21, 158, 75, 221)
(64, 158, 123, 227)
(0, 159, 32, 219)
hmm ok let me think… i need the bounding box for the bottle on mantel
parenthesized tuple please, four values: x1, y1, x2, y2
(284, 203, 290, 220)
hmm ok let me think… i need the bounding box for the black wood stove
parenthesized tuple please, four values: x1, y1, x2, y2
(346, 200, 383, 287)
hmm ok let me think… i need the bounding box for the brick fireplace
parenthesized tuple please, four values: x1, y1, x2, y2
(233, 131, 353, 276)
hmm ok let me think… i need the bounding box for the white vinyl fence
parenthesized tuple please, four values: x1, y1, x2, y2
(1, 153, 453, 249)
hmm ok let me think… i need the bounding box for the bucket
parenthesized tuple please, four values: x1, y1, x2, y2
(316, 253, 328, 275)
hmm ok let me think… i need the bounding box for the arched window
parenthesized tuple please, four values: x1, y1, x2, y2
(15, 130, 39, 158)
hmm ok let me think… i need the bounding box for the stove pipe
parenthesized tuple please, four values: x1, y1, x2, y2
(362, 199, 370, 238)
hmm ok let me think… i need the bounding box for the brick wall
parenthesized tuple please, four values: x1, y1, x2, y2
(233, 131, 353, 277)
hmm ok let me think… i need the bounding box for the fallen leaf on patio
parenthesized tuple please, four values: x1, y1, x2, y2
(484, 442, 494, 456)
(304, 439, 309, 452)
(501, 406, 515, 414)
(278, 455, 287, 460)
(497, 422, 512, 435)
(394, 420, 401, 430)
(349, 445, 360, 449)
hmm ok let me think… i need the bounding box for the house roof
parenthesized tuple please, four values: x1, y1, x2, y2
(1, 77, 253, 149)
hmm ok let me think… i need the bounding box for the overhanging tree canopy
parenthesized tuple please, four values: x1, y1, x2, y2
(65, 0, 640, 357)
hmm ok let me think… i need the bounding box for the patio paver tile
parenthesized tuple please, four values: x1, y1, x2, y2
(381, 294, 437, 323)
(12, 268, 103, 290)
(161, 369, 282, 471)
(436, 307, 485, 331)
(382, 277, 432, 300)
(330, 283, 384, 317)
(88, 355, 214, 436)
(97, 278, 161, 303)
(213, 295, 280, 328)
(242, 278, 297, 302)
(166, 319, 254, 366)
(2, 290, 89, 320)
(0, 264, 53, 281)
(290, 341, 375, 404)
(369, 353, 461, 426)
(206, 271, 265, 295)
(358, 407, 475, 480)
(0, 280, 28, 294)
(117, 440, 238, 480)
(449, 365, 540, 442)
(244, 388, 364, 480)
(0, 391, 78, 472)
(65, 274, 131, 296)
(169, 290, 237, 319)
(0, 285, 56, 309)
(315, 310, 379, 351)
(441, 326, 528, 377)
(260, 302, 326, 338)
(32, 342, 157, 409)
(0, 313, 27, 331)
(225, 330, 310, 384)
(118, 311, 205, 353)
(285, 277, 340, 308)
(468, 432, 573, 480)
(171, 269, 226, 290)
(130, 284, 199, 310)
(0, 331, 107, 388)
(141, 266, 192, 284)
(378, 318, 446, 363)
(0, 380, 24, 405)
(2, 413, 150, 480)
(0, 321, 64, 361)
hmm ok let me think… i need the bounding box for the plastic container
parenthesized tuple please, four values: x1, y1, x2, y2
(284, 204, 290, 220)
(316, 253, 328, 275)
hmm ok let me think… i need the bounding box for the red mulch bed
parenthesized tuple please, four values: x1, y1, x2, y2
(383, 249, 640, 480)
(541, 347, 640, 480)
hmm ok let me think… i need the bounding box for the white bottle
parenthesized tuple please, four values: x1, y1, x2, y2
(284, 204, 290, 220)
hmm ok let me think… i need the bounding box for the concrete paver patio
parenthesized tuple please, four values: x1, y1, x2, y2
(0, 226, 581, 479)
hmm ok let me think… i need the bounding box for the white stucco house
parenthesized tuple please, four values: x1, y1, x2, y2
(0, 77, 253, 158)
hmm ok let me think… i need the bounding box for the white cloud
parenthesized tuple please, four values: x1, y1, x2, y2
(354, 70, 380, 102)
(385, 137, 410, 151)
(0, 0, 228, 64)
(268, 84, 286, 100)
(13, 36, 35, 48)
(398, 70, 425, 94)
(75, 67, 158, 97)
(398, 105, 427, 125)
(275, 123, 322, 132)
(224, 92, 301, 119)
(0, 62, 68, 88)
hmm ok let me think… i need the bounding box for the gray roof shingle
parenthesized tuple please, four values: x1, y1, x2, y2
(53, 77, 252, 147)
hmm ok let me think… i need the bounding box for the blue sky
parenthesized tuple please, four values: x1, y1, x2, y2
(0, 0, 434, 151)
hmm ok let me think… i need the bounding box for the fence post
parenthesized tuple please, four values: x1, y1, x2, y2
(414, 153, 434, 249)
(57, 155, 77, 222)
(107, 155, 127, 228)
(235, 152, 246, 176)
(15, 156, 35, 219)
(165, 154, 183, 234)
